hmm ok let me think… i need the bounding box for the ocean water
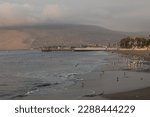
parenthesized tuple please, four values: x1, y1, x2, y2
(0, 50, 114, 99)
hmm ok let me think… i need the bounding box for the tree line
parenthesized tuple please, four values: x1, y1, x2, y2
(120, 37, 150, 48)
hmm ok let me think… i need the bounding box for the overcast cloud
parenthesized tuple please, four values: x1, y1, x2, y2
(0, 0, 150, 32)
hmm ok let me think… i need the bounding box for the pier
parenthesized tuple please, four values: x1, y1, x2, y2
(40, 46, 118, 52)
(73, 47, 117, 51)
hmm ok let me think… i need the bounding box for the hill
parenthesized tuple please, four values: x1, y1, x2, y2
(0, 24, 147, 50)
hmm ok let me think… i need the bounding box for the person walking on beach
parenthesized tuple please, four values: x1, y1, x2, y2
(81, 81, 84, 88)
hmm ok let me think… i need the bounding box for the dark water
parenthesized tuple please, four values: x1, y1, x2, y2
(0, 50, 114, 99)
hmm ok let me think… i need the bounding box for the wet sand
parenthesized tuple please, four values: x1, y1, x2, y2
(77, 70, 150, 99)
(104, 87, 150, 100)
(76, 51, 150, 100)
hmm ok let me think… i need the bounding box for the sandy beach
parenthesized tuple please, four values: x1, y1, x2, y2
(76, 50, 150, 100)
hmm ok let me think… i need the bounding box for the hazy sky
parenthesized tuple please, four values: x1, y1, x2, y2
(0, 0, 150, 32)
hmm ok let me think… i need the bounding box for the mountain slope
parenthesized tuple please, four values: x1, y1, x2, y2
(0, 24, 145, 50)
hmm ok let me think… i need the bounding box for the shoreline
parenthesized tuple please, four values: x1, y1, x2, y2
(105, 50, 150, 99)
(70, 50, 150, 100)
(111, 50, 150, 60)
(0, 50, 149, 100)
(18, 50, 150, 100)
